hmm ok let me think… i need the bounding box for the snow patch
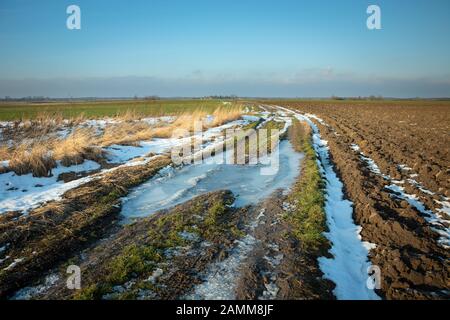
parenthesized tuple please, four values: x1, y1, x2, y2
(386, 184, 450, 248)
(282, 108, 380, 300)
(0, 160, 101, 215)
(3, 258, 24, 271)
(12, 274, 59, 300)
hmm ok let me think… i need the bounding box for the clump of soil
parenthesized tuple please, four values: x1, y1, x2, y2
(273, 102, 450, 300)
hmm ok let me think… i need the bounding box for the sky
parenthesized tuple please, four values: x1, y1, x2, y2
(0, 0, 449, 98)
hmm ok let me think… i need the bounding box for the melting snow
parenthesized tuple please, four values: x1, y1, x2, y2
(385, 184, 450, 248)
(3, 258, 24, 271)
(184, 207, 269, 300)
(350, 142, 449, 249)
(407, 179, 435, 195)
(0, 118, 255, 215)
(276, 106, 380, 300)
(11, 273, 59, 300)
(0, 160, 101, 215)
(308, 126, 380, 300)
(398, 164, 412, 171)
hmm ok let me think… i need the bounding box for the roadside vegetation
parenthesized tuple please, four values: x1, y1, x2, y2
(71, 191, 242, 300)
(0, 102, 244, 177)
(287, 119, 328, 253)
(0, 156, 172, 298)
(231, 118, 286, 163)
(0, 99, 231, 121)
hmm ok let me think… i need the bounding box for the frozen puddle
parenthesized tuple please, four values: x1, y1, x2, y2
(276, 105, 380, 300)
(121, 140, 303, 220)
(121, 139, 302, 299)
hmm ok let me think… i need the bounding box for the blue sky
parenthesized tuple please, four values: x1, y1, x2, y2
(1, 0, 449, 97)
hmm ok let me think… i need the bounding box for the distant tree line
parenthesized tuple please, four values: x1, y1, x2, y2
(1, 96, 50, 102)
(203, 95, 239, 99)
(331, 95, 384, 101)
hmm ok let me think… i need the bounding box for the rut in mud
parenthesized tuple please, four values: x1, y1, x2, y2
(2, 103, 448, 300)
(271, 102, 449, 300)
(2, 108, 335, 300)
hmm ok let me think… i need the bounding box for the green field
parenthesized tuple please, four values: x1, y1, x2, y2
(0, 99, 231, 121)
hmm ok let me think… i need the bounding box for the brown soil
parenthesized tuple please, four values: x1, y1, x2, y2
(38, 191, 248, 300)
(0, 156, 171, 298)
(268, 101, 450, 299)
(235, 191, 335, 300)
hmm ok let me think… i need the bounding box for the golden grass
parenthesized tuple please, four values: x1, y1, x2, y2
(209, 106, 243, 127)
(151, 109, 208, 138)
(53, 128, 103, 166)
(0, 145, 9, 161)
(114, 109, 146, 121)
(100, 122, 153, 146)
(150, 106, 242, 138)
(1, 112, 85, 142)
(2, 104, 246, 176)
(8, 143, 56, 177)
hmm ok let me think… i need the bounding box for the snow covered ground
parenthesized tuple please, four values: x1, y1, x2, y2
(276, 105, 381, 300)
(0, 160, 101, 215)
(0, 116, 256, 215)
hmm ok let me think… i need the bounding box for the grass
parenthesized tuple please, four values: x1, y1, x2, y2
(100, 122, 154, 146)
(107, 244, 162, 285)
(73, 192, 239, 300)
(8, 143, 56, 177)
(1, 102, 245, 176)
(151, 105, 243, 138)
(287, 119, 328, 253)
(210, 106, 243, 127)
(6, 127, 103, 176)
(231, 119, 285, 163)
(0, 99, 233, 121)
(53, 128, 104, 166)
(0, 156, 172, 298)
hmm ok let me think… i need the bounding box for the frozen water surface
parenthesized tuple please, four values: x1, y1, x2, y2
(121, 140, 303, 220)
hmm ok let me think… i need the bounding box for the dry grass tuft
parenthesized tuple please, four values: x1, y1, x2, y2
(151, 110, 207, 138)
(53, 128, 103, 166)
(2, 112, 69, 142)
(0, 145, 9, 161)
(100, 122, 153, 146)
(150, 105, 242, 138)
(9, 143, 56, 177)
(114, 109, 144, 121)
(1, 104, 245, 176)
(209, 105, 243, 127)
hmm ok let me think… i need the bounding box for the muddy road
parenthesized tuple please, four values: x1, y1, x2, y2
(1, 103, 448, 300)
(273, 102, 450, 299)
